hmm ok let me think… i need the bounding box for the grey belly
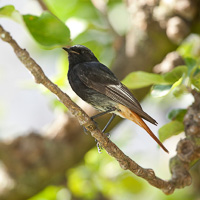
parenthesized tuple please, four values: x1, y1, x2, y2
(86, 92, 117, 112)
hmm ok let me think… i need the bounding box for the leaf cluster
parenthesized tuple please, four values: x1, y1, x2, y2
(122, 37, 200, 142)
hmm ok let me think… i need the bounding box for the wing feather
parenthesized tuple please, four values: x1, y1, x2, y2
(75, 62, 157, 125)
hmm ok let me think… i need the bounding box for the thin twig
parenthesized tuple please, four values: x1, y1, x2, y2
(0, 24, 199, 195)
(37, 0, 49, 11)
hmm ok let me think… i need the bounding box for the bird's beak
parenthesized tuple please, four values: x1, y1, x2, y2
(62, 47, 70, 52)
(63, 47, 80, 55)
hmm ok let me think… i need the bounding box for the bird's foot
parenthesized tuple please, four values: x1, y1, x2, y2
(104, 132, 110, 138)
(82, 126, 88, 135)
(96, 140, 103, 153)
(95, 132, 110, 153)
(82, 118, 99, 134)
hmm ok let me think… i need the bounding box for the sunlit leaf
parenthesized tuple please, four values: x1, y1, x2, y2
(43, 0, 99, 22)
(170, 77, 187, 97)
(151, 85, 172, 97)
(159, 120, 184, 142)
(184, 57, 197, 76)
(0, 5, 14, 16)
(23, 12, 71, 48)
(163, 66, 187, 84)
(191, 72, 200, 90)
(122, 71, 168, 89)
(28, 185, 62, 200)
(177, 34, 200, 58)
(172, 84, 187, 97)
(177, 42, 193, 58)
(0, 5, 22, 23)
(151, 76, 187, 98)
(171, 77, 183, 89)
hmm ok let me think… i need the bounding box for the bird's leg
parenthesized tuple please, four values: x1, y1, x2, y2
(102, 114, 116, 134)
(82, 117, 100, 134)
(96, 113, 116, 153)
(91, 109, 115, 134)
(91, 109, 114, 120)
(83, 110, 113, 134)
(82, 126, 88, 135)
(83, 108, 114, 133)
(83, 109, 116, 153)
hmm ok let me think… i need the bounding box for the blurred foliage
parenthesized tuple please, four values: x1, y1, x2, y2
(28, 186, 70, 200)
(122, 34, 200, 143)
(27, 147, 196, 200)
(43, 0, 101, 23)
(168, 109, 187, 121)
(67, 149, 145, 199)
(0, 5, 23, 23)
(66, 148, 199, 200)
(159, 120, 184, 142)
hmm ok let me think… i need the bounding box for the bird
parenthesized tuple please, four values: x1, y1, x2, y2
(63, 45, 169, 153)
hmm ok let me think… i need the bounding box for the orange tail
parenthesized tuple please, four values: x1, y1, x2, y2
(117, 104, 169, 153)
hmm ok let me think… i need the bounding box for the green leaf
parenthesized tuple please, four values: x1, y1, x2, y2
(172, 84, 187, 97)
(122, 71, 168, 89)
(23, 12, 71, 48)
(0, 5, 14, 16)
(177, 42, 193, 58)
(0, 5, 22, 23)
(184, 57, 197, 75)
(43, 0, 99, 22)
(191, 72, 200, 90)
(171, 77, 183, 89)
(163, 66, 187, 84)
(151, 85, 172, 97)
(177, 35, 200, 58)
(159, 120, 184, 142)
(151, 76, 187, 98)
(168, 109, 187, 121)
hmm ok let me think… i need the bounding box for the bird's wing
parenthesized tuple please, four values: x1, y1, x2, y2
(75, 62, 157, 125)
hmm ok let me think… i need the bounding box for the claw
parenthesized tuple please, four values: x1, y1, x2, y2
(96, 141, 103, 153)
(105, 132, 110, 138)
(82, 126, 88, 135)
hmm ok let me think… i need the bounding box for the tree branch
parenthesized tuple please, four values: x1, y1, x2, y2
(0, 24, 200, 197)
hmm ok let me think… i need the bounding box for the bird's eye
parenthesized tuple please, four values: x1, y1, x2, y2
(81, 50, 85, 54)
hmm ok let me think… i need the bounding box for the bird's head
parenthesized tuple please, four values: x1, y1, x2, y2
(63, 45, 99, 67)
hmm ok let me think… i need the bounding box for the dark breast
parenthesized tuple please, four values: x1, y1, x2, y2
(68, 68, 117, 112)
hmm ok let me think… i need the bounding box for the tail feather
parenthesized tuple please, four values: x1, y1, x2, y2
(135, 116, 169, 153)
(117, 104, 169, 153)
